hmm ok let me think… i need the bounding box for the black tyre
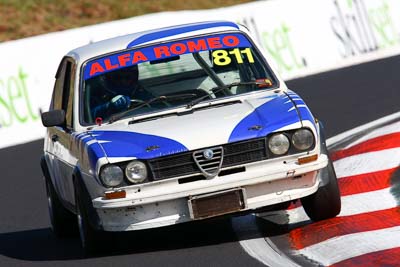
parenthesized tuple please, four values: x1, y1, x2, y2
(301, 159, 341, 221)
(75, 180, 103, 255)
(45, 177, 77, 237)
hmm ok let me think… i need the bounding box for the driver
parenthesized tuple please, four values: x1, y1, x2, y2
(91, 65, 152, 120)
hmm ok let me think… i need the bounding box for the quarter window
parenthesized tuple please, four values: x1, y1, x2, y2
(51, 58, 75, 128)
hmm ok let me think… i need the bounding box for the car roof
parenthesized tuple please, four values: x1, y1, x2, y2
(67, 21, 244, 65)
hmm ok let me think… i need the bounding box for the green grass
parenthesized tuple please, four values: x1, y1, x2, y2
(0, 0, 254, 42)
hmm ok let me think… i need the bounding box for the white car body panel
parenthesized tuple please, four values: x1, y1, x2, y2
(42, 20, 329, 233)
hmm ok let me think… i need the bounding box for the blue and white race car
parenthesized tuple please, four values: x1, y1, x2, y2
(40, 21, 341, 253)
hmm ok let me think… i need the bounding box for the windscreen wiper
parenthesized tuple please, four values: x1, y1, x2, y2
(109, 93, 196, 124)
(186, 80, 268, 109)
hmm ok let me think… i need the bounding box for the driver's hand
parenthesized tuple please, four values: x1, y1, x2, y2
(110, 95, 130, 111)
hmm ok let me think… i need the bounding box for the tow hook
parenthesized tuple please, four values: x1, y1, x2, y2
(287, 170, 296, 178)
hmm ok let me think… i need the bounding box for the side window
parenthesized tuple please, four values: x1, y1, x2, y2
(64, 62, 74, 129)
(51, 61, 67, 111)
(50, 58, 75, 129)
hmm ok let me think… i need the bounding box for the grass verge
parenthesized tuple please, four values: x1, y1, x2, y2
(0, 0, 254, 42)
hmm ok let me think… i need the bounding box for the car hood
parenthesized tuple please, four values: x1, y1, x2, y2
(87, 90, 314, 160)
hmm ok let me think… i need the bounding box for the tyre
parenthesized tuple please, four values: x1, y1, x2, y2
(75, 180, 103, 255)
(45, 177, 77, 237)
(301, 158, 341, 221)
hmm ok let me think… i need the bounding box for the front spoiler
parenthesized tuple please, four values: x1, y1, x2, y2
(92, 154, 328, 231)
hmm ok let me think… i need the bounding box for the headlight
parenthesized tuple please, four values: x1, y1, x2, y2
(100, 165, 123, 187)
(125, 160, 148, 184)
(292, 129, 314, 150)
(268, 133, 290, 155)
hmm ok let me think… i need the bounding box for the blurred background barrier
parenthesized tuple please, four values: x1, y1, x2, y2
(0, 0, 399, 149)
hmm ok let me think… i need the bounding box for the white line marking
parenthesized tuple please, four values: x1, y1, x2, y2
(239, 238, 301, 267)
(338, 187, 398, 217)
(326, 111, 400, 147)
(234, 112, 400, 266)
(85, 140, 98, 146)
(97, 140, 111, 144)
(260, 187, 398, 226)
(231, 216, 301, 267)
(345, 121, 400, 148)
(333, 147, 400, 178)
(296, 226, 400, 266)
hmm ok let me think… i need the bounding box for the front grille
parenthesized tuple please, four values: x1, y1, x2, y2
(148, 137, 267, 180)
(193, 147, 223, 178)
(223, 138, 266, 167)
(148, 153, 198, 180)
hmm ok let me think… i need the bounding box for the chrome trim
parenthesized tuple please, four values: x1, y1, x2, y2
(193, 147, 223, 179)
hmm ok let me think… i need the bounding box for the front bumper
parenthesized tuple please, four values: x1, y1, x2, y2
(93, 154, 328, 231)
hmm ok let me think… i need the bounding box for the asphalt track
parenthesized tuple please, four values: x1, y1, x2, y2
(0, 55, 399, 266)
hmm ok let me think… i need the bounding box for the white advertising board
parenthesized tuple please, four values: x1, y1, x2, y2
(0, 0, 399, 148)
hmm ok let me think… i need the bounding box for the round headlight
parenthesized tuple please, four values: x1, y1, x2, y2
(268, 133, 290, 155)
(292, 129, 314, 150)
(125, 160, 148, 184)
(100, 165, 123, 187)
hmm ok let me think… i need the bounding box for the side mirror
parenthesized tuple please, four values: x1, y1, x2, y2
(41, 110, 66, 127)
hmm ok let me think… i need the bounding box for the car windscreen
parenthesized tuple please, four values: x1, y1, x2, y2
(81, 32, 277, 124)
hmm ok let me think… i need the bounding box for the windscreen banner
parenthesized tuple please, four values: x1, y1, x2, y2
(0, 0, 399, 148)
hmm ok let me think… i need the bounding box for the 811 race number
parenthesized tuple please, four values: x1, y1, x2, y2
(212, 48, 254, 66)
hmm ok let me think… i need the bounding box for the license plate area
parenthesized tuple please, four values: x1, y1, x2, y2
(188, 188, 246, 220)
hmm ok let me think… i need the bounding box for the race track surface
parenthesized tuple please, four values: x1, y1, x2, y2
(255, 118, 400, 266)
(0, 55, 399, 266)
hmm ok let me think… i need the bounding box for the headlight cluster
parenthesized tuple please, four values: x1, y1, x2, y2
(100, 160, 148, 187)
(125, 161, 147, 184)
(268, 134, 290, 155)
(268, 128, 314, 156)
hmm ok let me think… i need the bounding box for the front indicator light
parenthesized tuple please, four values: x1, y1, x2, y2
(105, 190, 126, 200)
(298, 154, 318, 165)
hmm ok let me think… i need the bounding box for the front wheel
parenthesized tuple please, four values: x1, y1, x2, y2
(75, 181, 103, 255)
(301, 159, 341, 221)
(45, 177, 77, 237)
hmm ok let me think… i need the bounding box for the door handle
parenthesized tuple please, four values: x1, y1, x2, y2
(51, 134, 59, 142)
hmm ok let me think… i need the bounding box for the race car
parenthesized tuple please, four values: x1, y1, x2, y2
(40, 20, 341, 253)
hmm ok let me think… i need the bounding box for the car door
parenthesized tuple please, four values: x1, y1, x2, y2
(47, 57, 77, 208)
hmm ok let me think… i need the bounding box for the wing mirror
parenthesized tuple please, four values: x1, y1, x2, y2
(41, 110, 66, 127)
